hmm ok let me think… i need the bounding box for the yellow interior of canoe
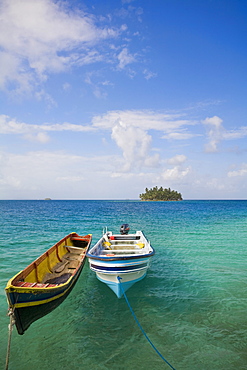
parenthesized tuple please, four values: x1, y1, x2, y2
(12, 235, 87, 285)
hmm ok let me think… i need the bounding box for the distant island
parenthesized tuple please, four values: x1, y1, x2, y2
(139, 186, 183, 201)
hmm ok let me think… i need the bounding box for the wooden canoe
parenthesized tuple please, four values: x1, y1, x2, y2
(5, 232, 92, 335)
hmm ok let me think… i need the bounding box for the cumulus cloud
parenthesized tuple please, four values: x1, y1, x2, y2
(202, 116, 247, 152)
(0, 0, 121, 94)
(92, 109, 197, 172)
(3, 108, 246, 196)
(91, 109, 197, 171)
(161, 166, 191, 181)
(94, 112, 244, 155)
(202, 116, 224, 152)
(157, 154, 191, 182)
(111, 120, 159, 171)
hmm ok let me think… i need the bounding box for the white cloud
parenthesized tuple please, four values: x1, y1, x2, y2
(0, 149, 156, 199)
(153, 154, 191, 184)
(167, 155, 187, 165)
(143, 69, 157, 80)
(224, 127, 247, 140)
(202, 116, 247, 152)
(161, 166, 191, 181)
(85, 71, 114, 98)
(24, 132, 50, 143)
(144, 153, 160, 167)
(92, 109, 194, 131)
(0, 115, 94, 136)
(0, 51, 20, 89)
(0, 0, 120, 94)
(117, 48, 136, 69)
(111, 120, 159, 171)
(2, 108, 246, 199)
(228, 164, 247, 177)
(204, 178, 227, 191)
(0, 149, 116, 196)
(91, 110, 198, 173)
(1, 110, 196, 163)
(203, 116, 223, 129)
(202, 116, 224, 152)
(162, 131, 199, 140)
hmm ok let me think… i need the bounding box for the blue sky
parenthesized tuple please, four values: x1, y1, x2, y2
(0, 0, 247, 199)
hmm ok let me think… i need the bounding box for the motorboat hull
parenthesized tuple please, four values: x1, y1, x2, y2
(96, 270, 148, 298)
(87, 230, 154, 298)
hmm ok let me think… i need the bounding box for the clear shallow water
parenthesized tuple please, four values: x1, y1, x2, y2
(0, 200, 246, 370)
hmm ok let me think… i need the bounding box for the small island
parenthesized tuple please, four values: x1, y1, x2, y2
(139, 186, 183, 201)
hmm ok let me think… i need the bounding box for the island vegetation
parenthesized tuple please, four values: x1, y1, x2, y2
(139, 186, 183, 201)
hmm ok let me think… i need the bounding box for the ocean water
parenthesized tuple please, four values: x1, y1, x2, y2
(0, 200, 246, 370)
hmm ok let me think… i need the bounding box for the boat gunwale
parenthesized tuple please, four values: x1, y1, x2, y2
(6, 274, 77, 292)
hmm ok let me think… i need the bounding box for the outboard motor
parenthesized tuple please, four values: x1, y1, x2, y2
(120, 224, 130, 235)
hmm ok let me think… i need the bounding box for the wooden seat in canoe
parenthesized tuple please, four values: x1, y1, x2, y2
(68, 260, 79, 269)
(54, 261, 69, 273)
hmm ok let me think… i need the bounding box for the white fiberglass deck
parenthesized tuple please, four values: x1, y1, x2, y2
(89, 231, 153, 257)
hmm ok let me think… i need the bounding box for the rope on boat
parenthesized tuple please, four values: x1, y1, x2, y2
(117, 276, 176, 370)
(5, 309, 15, 370)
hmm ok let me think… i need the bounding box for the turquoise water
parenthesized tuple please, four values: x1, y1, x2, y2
(0, 200, 246, 370)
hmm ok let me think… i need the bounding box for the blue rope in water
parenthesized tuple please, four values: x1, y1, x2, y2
(117, 277, 176, 370)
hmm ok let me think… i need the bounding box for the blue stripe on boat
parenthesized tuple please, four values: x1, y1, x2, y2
(90, 263, 148, 272)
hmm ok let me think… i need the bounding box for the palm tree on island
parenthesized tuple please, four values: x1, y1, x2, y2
(139, 186, 183, 201)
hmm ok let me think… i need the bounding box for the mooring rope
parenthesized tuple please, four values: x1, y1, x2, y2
(5, 309, 15, 370)
(117, 277, 176, 370)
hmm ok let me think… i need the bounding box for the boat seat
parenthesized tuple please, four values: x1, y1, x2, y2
(110, 245, 143, 250)
(54, 261, 69, 273)
(62, 252, 80, 261)
(66, 246, 86, 253)
(101, 249, 143, 255)
(68, 260, 79, 269)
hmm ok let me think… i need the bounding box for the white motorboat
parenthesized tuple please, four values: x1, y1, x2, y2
(86, 224, 155, 298)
